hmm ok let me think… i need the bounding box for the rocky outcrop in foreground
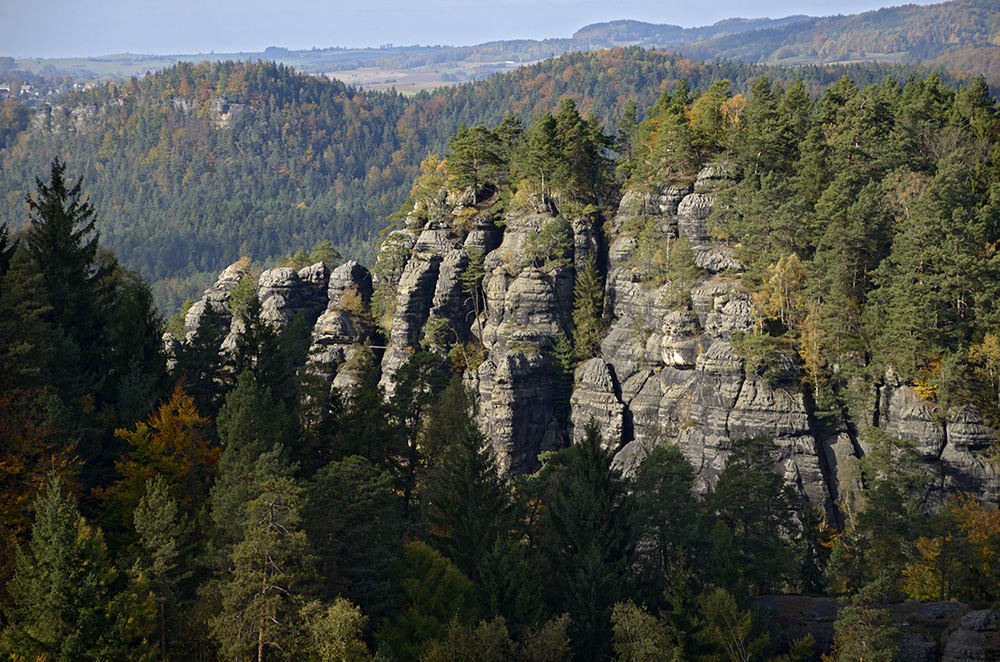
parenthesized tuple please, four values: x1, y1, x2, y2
(179, 164, 999, 517)
(758, 596, 1000, 662)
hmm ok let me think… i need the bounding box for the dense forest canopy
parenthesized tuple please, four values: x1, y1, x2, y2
(0, 49, 972, 314)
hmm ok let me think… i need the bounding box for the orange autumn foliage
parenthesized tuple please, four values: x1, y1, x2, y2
(100, 385, 218, 532)
(903, 492, 1000, 603)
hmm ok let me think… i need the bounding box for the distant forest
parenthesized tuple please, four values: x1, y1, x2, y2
(0, 49, 970, 313)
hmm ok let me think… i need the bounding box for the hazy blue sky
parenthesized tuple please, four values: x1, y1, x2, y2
(4, 0, 937, 59)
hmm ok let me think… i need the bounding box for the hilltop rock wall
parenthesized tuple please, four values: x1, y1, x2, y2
(180, 165, 1000, 516)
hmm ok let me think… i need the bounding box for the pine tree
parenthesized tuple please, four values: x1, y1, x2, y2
(460, 246, 487, 346)
(213, 474, 315, 662)
(829, 573, 900, 662)
(423, 382, 516, 585)
(100, 262, 167, 425)
(661, 235, 703, 311)
(131, 476, 194, 661)
(1, 478, 135, 661)
(23, 158, 110, 376)
(572, 253, 606, 360)
(615, 100, 639, 163)
(541, 419, 636, 661)
(336, 348, 402, 468)
(447, 124, 503, 192)
(526, 112, 562, 203)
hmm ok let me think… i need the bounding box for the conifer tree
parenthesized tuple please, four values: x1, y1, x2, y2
(232, 293, 290, 402)
(706, 435, 798, 596)
(131, 476, 193, 661)
(0, 248, 56, 393)
(174, 303, 228, 419)
(541, 420, 636, 661)
(572, 253, 607, 360)
(447, 124, 503, 192)
(631, 444, 706, 606)
(336, 348, 401, 468)
(550, 332, 575, 427)
(525, 111, 562, 203)
(213, 474, 315, 662)
(423, 381, 516, 585)
(211, 372, 288, 547)
(23, 158, 110, 375)
(101, 261, 167, 425)
(1, 478, 135, 661)
(389, 351, 448, 517)
(827, 428, 927, 594)
(304, 455, 402, 625)
(0, 221, 16, 284)
(661, 235, 703, 311)
(460, 246, 487, 345)
(615, 100, 639, 163)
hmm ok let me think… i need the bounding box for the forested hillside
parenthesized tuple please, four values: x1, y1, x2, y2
(0, 50, 967, 314)
(678, 0, 1000, 86)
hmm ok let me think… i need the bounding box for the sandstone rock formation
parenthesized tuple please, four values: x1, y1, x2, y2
(180, 164, 1000, 515)
(757, 597, 1000, 661)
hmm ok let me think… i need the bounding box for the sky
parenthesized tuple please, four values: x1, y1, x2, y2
(3, 0, 939, 59)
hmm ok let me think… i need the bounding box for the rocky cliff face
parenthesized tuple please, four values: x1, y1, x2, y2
(758, 597, 1000, 661)
(180, 165, 1000, 515)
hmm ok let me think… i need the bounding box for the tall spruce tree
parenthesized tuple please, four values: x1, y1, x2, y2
(23, 158, 110, 378)
(0, 221, 16, 285)
(211, 371, 288, 547)
(131, 476, 193, 662)
(303, 455, 402, 625)
(632, 444, 706, 607)
(1, 478, 136, 661)
(572, 253, 607, 360)
(174, 303, 228, 419)
(706, 435, 799, 597)
(423, 381, 516, 585)
(540, 419, 636, 661)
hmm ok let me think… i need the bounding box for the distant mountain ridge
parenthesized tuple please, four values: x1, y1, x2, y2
(570, 16, 811, 45)
(675, 0, 1000, 86)
(10, 0, 1000, 88)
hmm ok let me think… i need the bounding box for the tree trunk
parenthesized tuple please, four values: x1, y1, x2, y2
(160, 600, 167, 661)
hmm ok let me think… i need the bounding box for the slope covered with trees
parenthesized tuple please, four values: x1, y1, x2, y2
(0, 51, 967, 314)
(678, 0, 1000, 87)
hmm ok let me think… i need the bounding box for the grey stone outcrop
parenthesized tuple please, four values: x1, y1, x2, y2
(179, 161, 1000, 515)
